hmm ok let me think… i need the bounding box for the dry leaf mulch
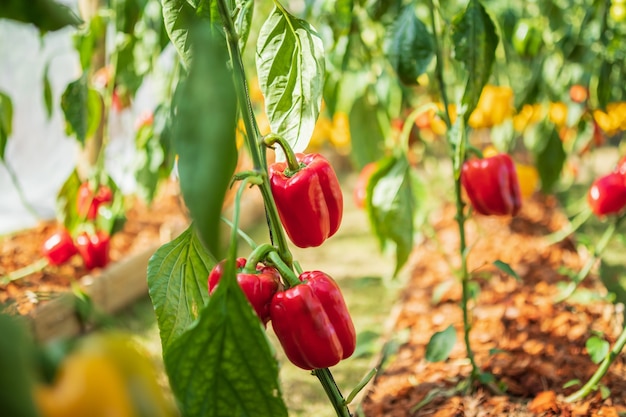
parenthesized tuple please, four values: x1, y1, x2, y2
(361, 196, 626, 417)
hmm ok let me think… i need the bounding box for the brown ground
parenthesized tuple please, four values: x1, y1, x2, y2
(0, 180, 188, 315)
(361, 196, 626, 417)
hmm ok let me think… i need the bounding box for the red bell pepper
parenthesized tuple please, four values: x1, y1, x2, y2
(77, 182, 113, 220)
(461, 153, 522, 216)
(208, 257, 282, 325)
(75, 231, 110, 270)
(270, 271, 356, 370)
(41, 228, 77, 265)
(269, 153, 343, 248)
(588, 172, 626, 217)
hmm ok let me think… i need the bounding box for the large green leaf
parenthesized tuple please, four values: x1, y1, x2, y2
(161, 0, 220, 67)
(385, 5, 434, 85)
(0, 314, 39, 417)
(0, 91, 13, 161)
(0, 0, 82, 32)
(164, 261, 288, 417)
(256, 6, 325, 156)
(172, 23, 238, 257)
(366, 154, 415, 276)
(348, 93, 386, 169)
(425, 325, 457, 362)
(60, 75, 102, 145)
(451, 0, 498, 119)
(147, 226, 215, 353)
(533, 123, 565, 193)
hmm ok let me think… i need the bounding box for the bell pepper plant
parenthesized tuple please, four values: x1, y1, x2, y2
(461, 153, 522, 216)
(75, 231, 110, 270)
(208, 256, 282, 326)
(41, 228, 77, 266)
(268, 142, 343, 248)
(270, 270, 356, 370)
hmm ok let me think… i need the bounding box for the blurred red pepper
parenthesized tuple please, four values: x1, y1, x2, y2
(77, 183, 113, 220)
(42, 228, 77, 265)
(269, 153, 343, 248)
(588, 172, 626, 217)
(461, 154, 522, 216)
(270, 271, 356, 370)
(353, 162, 377, 209)
(76, 231, 110, 270)
(208, 257, 282, 326)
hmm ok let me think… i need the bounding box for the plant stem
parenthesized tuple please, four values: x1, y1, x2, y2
(428, 0, 478, 384)
(216, 0, 293, 267)
(454, 177, 479, 383)
(314, 368, 352, 417)
(565, 323, 626, 402)
(1, 258, 48, 285)
(263, 133, 302, 174)
(556, 214, 625, 302)
(2, 160, 40, 220)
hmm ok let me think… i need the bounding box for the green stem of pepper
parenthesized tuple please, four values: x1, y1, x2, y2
(565, 323, 626, 402)
(556, 213, 625, 302)
(243, 243, 276, 273)
(263, 133, 303, 175)
(216, 0, 293, 268)
(314, 368, 352, 417)
(267, 251, 300, 288)
(429, 0, 479, 384)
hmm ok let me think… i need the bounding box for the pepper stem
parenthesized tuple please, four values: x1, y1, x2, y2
(263, 133, 302, 174)
(565, 322, 626, 402)
(267, 251, 300, 288)
(314, 368, 353, 417)
(243, 243, 276, 273)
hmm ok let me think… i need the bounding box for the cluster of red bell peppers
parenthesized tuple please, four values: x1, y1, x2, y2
(208, 149, 355, 370)
(41, 182, 113, 270)
(587, 156, 626, 217)
(461, 153, 522, 216)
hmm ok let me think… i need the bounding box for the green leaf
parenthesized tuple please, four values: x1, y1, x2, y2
(42, 63, 53, 119)
(256, 6, 325, 156)
(0, 91, 13, 161)
(0, 314, 39, 417)
(366, 154, 415, 276)
(172, 23, 238, 258)
(56, 169, 82, 234)
(599, 255, 626, 308)
(147, 226, 215, 353)
(164, 260, 287, 417)
(451, 0, 499, 119)
(534, 123, 565, 193)
(563, 379, 581, 389)
(0, 0, 82, 32)
(493, 260, 520, 281)
(586, 335, 609, 365)
(61, 76, 102, 145)
(600, 384, 611, 400)
(425, 325, 457, 362)
(73, 15, 106, 72)
(385, 5, 434, 85)
(161, 0, 220, 67)
(348, 92, 386, 169)
(234, 0, 254, 50)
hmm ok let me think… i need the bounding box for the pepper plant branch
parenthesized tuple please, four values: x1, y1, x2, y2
(565, 322, 626, 402)
(263, 133, 302, 174)
(556, 214, 625, 302)
(267, 251, 299, 288)
(428, 0, 479, 383)
(216, 0, 293, 267)
(243, 243, 276, 273)
(314, 368, 353, 417)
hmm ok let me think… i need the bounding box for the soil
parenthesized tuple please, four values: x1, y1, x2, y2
(361, 196, 626, 416)
(0, 180, 189, 316)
